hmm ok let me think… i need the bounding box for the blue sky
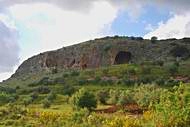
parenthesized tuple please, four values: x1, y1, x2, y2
(0, 0, 190, 81)
(111, 5, 172, 36)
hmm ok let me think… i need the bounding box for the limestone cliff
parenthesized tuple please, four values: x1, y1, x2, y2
(12, 36, 190, 78)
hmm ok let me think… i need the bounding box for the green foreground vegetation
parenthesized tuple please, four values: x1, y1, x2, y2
(0, 60, 190, 127)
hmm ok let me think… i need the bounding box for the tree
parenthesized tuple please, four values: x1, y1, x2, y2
(151, 36, 158, 43)
(70, 88, 97, 111)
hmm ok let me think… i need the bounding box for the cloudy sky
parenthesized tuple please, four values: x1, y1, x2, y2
(0, 0, 190, 81)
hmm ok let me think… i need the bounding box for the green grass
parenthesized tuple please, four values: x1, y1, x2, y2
(1, 60, 190, 126)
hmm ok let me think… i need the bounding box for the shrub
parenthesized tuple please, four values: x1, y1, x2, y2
(165, 79, 180, 87)
(92, 76, 101, 84)
(43, 99, 51, 108)
(149, 84, 190, 126)
(0, 86, 16, 94)
(141, 66, 151, 75)
(70, 88, 97, 110)
(0, 92, 15, 105)
(23, 96, 33, 106)
(30, 92, 38, 101)
(127, 67, 137, 75)
(155, 78, 165, 86)
(118, 92, 135, 106)
(70, 108, 90, 124)
(62, 72, 69, 78)
(170, 45, 189, 58)
(53, 77, 65, 84)
(122, 78, 136, 86)
(47, 92, 57, 101)
(107, 89, 120, 105)
(103, 44, 112, 52)
(51, 67, 58, 74)
(168, 64, 179, 76)
(151, 36, 158, 43)
(62, 85, 76, 96)
(153, 60, 164, 66)
(134, 85, 161, 108)
(38, 77, 53, 86)
(102, 68, 109, 76)
(77, 78, 88, 85)
(96, 90, 109, 104)
(33, 86, 51, 94)
(70, 70, 80, 77)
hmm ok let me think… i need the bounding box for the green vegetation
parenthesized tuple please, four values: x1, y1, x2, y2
(151, 36, 158, 43)
(70, 88, 97, 110)
(1, 59, 190, 126)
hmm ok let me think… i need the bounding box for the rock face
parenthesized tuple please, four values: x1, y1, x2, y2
(12, 36, 190, 78)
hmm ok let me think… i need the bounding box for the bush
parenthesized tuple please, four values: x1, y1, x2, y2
(118, 91, 135, 106)
(168, 64, 179, 76)
(53, 77, 65, 84)
(70, 71, 80, 77)
(38, 77, 53, 86)
(43, 99, 51, 108)
(23, 96, 33, 106)
(134, 85, 161, 108)
(77, 78, 88, 86)
(62, 72, 69, 78)
(151, 36, 158, 43)
(30, 92, 38, 101)
(103, 44, 112, 52)
(155, 78, 165, 86)
(149, 84, 190, 126)
(0, 86, 16, 94)
(70, 88, 97, 110)
(0, 92, 16, 105)
(33, 86, 51, 94)
(70, 108, 90, 124)
(47, 92, 57, 101)
(170, 45, 189, 58)
(107, 89, 120, 105)
(127, 67, 137, 75)
(153, 60, 164, 66)
(62, 85, 75, 96)
(165, 79, 180, 87)
(141, 66, 151, 75)
(96, 90, 109, 104)
(51, 67, 58, 74)
(122, 78, 136, 86)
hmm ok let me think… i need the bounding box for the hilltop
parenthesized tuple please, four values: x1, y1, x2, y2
(10, 36, 190, 79)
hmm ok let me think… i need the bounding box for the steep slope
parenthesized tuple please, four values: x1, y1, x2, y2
(11, 36, 190, 78)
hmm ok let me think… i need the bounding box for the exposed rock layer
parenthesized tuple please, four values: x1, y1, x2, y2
(12, 37, 190, 78)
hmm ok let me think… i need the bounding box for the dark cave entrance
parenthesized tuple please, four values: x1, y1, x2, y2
(114, 51, 132, 64)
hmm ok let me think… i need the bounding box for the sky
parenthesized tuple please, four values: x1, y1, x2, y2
(0, 0, 190, 81)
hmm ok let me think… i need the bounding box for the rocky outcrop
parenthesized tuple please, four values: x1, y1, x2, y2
(12, 36, 190, 78)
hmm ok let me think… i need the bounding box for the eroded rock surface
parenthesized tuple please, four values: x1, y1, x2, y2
(12, 37, 190, 78)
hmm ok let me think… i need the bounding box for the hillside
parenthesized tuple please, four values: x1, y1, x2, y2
(11, 36, 190, 79)
(0, 36, 190, 127)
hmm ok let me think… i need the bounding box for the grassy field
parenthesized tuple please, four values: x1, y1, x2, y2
(0, 60, 190, 127)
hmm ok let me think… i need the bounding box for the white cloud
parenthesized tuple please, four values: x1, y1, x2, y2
(144, 13, 190, 39)
(0, 18, 19, 72)
(0, 15, 19, 82)
(0, 72, 12, 82)
(9, 2, 118, 60)
(0, 1, 118, 82)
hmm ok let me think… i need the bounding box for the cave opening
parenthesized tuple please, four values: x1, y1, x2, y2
(114, 51, 132, 65)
